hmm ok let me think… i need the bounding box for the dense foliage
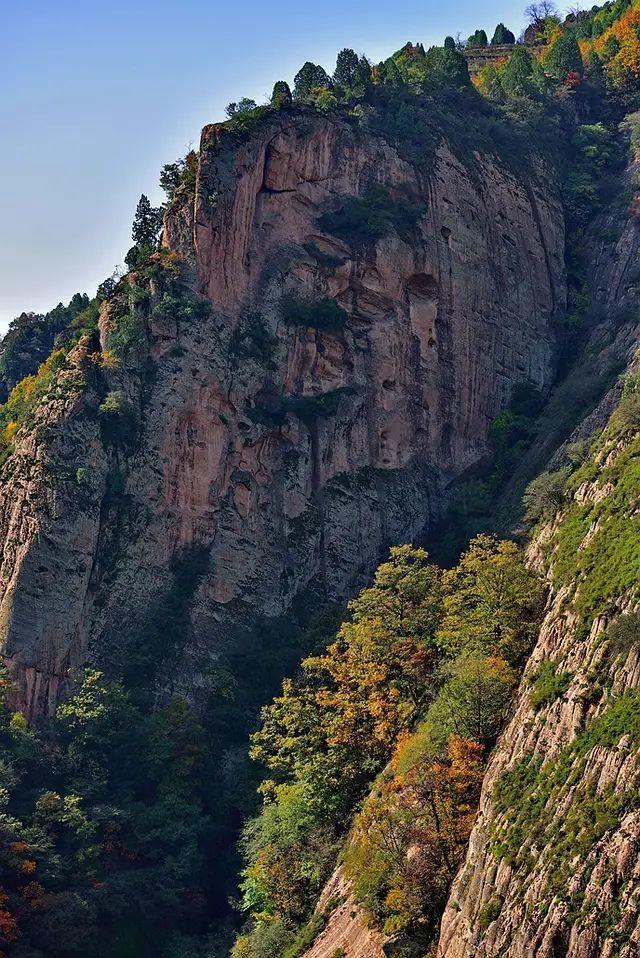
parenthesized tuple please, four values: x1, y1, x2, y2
(0, 295, 91, 401)
(234, 539, 543, 958)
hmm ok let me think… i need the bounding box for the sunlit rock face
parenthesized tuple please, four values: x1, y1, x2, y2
(0, 107, 564, 717)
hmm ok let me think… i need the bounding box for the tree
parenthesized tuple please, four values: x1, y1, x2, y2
(159, 151, 198, 201)
(421, 45, 471, 89)
(491, 22, 516, 44)
(499, 46, 541, 97)
(226, 97, 258, 117)
(525, 1, 558, 23)
(524, 1, 560, 43)
(293, 62, 332, 99)
(252, 546, 444, 798)
(444, 35, 456, 51)
(379, 56, 405, 88)
(131, 194, 162, 248)
(523, 469, 569, 523)
(476, 62, 505, 100)
(333, 48, 361, 88)
(544, 29, 583, 80)
(467, 28, 489, 48)
(438, 535, 544, 665)
(426, 653, 516, 746)
(270, 80, 292, 108)
(343, 736, 484, 941)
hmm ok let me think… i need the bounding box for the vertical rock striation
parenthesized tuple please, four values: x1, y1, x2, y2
(0, 107, 564, 715)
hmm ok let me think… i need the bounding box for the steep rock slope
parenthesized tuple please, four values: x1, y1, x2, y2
(437, 199, 640, 958)
(0, 106, 565, 716)
(438, 429, 640, 958)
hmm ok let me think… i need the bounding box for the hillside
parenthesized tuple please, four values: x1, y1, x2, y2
(1, 3, 640, 957)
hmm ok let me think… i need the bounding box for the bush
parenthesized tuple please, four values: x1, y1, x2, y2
(607, 612, 640, 656)
(529, 660, 572, 710)
(478, 896, 504, 928)
(279, 294, 348, 332)
(318, 186, 421, 248)
(611, 391, 640, 432)
(98, 391, 136, 444)
(523, 468, 569, 524)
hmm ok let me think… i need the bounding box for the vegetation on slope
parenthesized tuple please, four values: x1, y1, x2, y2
(233, 539, 543, 958)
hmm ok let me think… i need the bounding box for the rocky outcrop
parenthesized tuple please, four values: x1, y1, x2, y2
(302, 868, 386, 958)
(0, 105, 564, 715)
(435, 163, 640, 958)
(437, 543, 640, 957)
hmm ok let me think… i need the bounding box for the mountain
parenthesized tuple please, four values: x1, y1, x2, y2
(1, 5, 640, 957)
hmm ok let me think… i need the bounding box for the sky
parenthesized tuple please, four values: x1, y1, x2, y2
(0, 0, 530, 334)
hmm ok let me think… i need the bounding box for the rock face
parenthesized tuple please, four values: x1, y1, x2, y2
(301, 868, 386, 958)
(437, 523, 640, 958)
(0, 106, 564, 716)
(436, 177, 640, 958)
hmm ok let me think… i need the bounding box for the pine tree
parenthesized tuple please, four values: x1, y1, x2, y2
(131, 194, 162, 248)
(293, 62, 332, 99)
(271, 81, 292, 108)
(499, 46, 538, 98)
(491, 23, 516, 45)
(544, 29, 583, 81)
(333, 48, 360, 89)
(467, 28, 488, 48)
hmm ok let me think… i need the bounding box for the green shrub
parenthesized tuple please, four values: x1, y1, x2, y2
(230, 312, 277, 365)
(610, 391, 640, 432)
(491, 692, 640, 874)
(99, 391, 136, 444)
(282, 913, 326, 958)
(607, 612, 640, 657)
(529, 660, 572, 710)
(523, 468, 569, 524)
(478, 896, 503, 928)
(318, 186, 421, 248)
(279, 294, 348, 332)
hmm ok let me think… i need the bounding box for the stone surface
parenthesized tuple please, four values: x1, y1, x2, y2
(436, 175, 640, 958)
(0, 107, 564, 714)
(301, 868, 386, 958)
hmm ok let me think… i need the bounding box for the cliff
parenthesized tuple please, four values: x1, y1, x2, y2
(435, 169, 640, 958)
(437, 414, 640, 958)
(0, 102, 565, 717)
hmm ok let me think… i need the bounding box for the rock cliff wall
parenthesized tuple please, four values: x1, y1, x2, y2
(0, 106, 565, 716)
(436, 176, 640, 958)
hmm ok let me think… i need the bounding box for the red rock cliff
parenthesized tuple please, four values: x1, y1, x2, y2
(0, 106, 565, 716)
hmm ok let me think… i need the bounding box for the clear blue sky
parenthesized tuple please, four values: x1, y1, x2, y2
(0, 0, 531, 333)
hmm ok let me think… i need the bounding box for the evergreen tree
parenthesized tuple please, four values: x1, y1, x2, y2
(271, 80, 292, 108)
(467, 28, 488, 48)
(499, 46, 539, 97)
(293, 62, 332, 99)
(544, 29, 583, 81)
(491, 22, 516, 44)
(380, 56, 405, 88)
(444, 35, 456, 51)
(422, 45, 471, 89)
(476, 62, 505, 101)
(131, 194, 162, 248)
(333, 47, 360, 88)
(226, 98, 258, 117)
